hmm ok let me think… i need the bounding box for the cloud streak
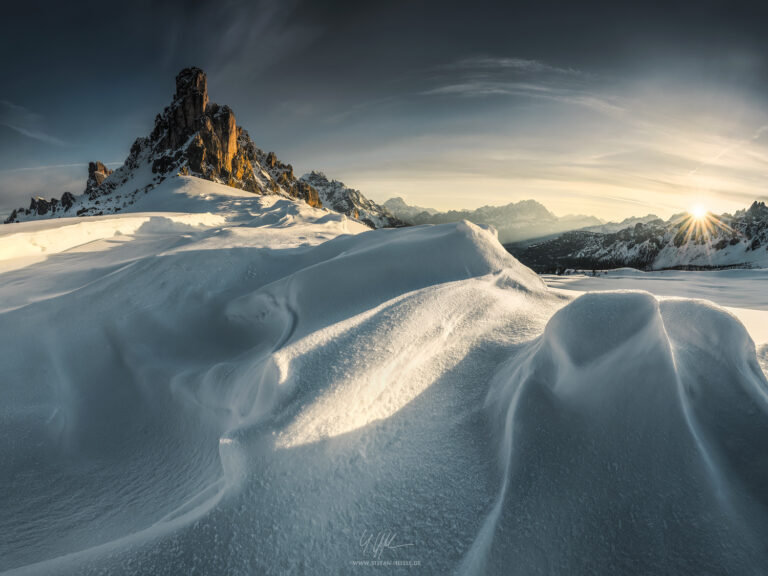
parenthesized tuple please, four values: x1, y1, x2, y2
(421, 56, 622, 116)
(421, 80, 624, 115)
(0, 100, 69, 146)
(448, 56, 582, 76)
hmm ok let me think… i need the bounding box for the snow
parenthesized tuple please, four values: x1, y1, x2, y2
(3, 175, 768, 574)
(468, 291, 768, 574)
(544, 268, 768, 333)
(545, 267, 768, 379)
(653, 239, 768, 269)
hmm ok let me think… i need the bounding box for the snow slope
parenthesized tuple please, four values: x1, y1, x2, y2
(3, 175, 768, 575)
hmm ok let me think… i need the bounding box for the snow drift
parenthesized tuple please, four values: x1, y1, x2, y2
(469, 292, 768, 575)
(2, 176, 768, 575)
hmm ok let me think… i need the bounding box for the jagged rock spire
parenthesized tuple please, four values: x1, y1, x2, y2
(174, 67, 208, 108)
(168, 67, 209, 149)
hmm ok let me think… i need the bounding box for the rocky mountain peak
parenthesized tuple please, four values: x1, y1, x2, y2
(747, 200, 768, 217)
(305, 170, 329, 182)
(4, 67, 404, 226)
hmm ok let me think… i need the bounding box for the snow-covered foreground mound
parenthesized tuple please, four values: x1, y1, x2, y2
(2, 177, 768, 574)
(470, 292, 768, 574)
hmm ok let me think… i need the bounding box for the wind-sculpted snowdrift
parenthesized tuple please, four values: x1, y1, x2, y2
(2, 176, 767, 575)
(468, 292, 768, 575)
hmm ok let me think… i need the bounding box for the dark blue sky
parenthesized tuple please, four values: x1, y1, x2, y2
(2, 0, 768, 218)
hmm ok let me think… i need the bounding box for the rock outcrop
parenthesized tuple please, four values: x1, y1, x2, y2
(60, 191, 75, 211)
(85, 162, 113, 196)
(134, 66, 322, 208)
(4, 193, 74, 223)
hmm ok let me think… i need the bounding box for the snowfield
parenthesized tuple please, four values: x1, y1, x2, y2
(2, 177, 768, 575)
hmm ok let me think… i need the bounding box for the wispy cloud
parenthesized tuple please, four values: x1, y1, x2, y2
(423, 81, 557, 97)
(688, 122, 768, 176)
(0, 100, 69, 146)
(194, 0, 322, 87)
(448, 56, 582, 76)
(422, 55, 621, 116)
(421, 80, 623, 116)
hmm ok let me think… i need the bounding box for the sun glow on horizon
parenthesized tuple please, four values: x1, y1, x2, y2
(690, 204, 707, 220)
(677, 203, 735, 259)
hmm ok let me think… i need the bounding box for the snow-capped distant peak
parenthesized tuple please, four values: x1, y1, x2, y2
(300, 170, 402, 229)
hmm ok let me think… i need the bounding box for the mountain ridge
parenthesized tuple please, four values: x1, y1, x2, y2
(383, 196, 603, 243)
(300, 171, 402, 228)
(510, 201, 768, 272)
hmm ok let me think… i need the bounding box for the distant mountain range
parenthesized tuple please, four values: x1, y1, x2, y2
(381, 197, 439, 220)
(509, 202, 768, 272)
(580, 214, 661, 234)
(383, 197, 603, 243)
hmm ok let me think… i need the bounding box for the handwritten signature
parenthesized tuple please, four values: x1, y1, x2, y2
(358, 529, 414, 559)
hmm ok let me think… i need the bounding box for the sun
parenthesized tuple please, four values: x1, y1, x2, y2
(689, 204, 707, 220)
(679, 202, 732, 249)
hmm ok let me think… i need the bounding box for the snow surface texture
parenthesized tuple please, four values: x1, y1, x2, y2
(3, 176, 768, 575)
